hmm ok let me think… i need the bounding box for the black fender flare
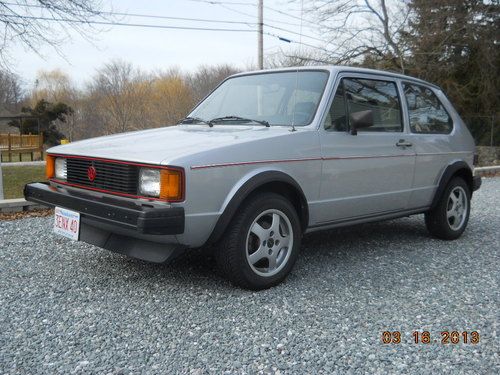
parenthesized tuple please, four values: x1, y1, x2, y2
(207, 171, 309, 244)
(430, 161, 473, 209)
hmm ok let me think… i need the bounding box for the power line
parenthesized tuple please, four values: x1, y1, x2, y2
(111, 12, 257, 26)
(3, 0, 324, 42)
(218, 3, 303, 27)
(264, 23, 325, 43)
(206, 2, 330, 53)
(0, 13, 257, 32)
(186, 2, 329, 54)
(205, 2, 302, 27)
(264, 32, 330, 54)
(183, 1, 326, 43)
(186, 0, 256, 5)
(218, 5, 326, 44)
(187, 0, 319, 27)
(0, 13, 328, 53)
(5, 1, 327, 44)
(1, 2, 258, 25)
(264, 5, 318, 27)
(0, 8, 330, 55)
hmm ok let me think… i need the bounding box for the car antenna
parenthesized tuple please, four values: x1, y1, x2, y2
(290, 0, 304, 133)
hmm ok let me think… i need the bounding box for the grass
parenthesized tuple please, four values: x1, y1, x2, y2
(1, 166, 46, 199)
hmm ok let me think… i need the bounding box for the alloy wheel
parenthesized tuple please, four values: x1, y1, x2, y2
(446, 186, 468, 231)
(245, 209, 293, 277)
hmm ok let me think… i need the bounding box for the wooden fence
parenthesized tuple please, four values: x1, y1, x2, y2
(0, 133, 44, 162)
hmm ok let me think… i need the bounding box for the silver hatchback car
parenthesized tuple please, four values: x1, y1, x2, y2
(25, 66, 481, 290)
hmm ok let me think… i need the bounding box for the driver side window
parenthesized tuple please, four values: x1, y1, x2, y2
(343, 78, 403, 132)
(324, 78, 403, 132)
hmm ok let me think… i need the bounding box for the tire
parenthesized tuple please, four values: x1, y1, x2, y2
(425, 177, 471, 240)
(215, 192, 302, 290)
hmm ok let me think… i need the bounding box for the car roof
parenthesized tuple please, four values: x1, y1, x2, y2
(231, 65, 440, 90)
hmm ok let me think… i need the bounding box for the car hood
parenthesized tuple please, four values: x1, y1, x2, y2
(48, 124, 298, 165)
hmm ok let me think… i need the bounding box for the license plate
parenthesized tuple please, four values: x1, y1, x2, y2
(54, 207, 80, 241)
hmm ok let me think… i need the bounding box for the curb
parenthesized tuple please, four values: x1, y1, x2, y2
(475, 165, 500, 177)
(0, 198, 45, 213)
(1, 161, 45, 167)
(475, 165, 500, 172)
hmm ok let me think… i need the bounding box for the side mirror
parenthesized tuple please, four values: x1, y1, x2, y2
(349, 110, 374, 135)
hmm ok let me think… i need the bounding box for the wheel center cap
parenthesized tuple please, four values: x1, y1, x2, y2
(267, 238, 275, 247)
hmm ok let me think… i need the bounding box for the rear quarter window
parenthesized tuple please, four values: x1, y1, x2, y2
(403, 83, 453, 134)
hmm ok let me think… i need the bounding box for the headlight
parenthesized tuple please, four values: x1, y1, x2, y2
(54, 158, 67, 180)
(139, 168, 161, 197)
(138, 167, 184, 201)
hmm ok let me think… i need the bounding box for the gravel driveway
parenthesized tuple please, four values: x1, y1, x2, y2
(1, 178, 499, 374)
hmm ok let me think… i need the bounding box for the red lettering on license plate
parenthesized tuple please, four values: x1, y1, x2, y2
(54, 207, 80, 241)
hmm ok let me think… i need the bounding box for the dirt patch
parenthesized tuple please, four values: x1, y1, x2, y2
(0, 209, 53, 221)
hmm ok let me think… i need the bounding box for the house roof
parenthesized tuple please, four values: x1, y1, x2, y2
(0, 122, 20, 134)
(0, 111, 38, 120)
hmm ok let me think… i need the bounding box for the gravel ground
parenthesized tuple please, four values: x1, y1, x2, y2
(1, 178, 499, 374)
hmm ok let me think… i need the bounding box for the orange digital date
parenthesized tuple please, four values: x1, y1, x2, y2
(382, 331, 480, 344)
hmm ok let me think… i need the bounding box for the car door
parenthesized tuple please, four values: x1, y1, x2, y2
(401, 82, 460, 209)
(313, 73, 416, 225)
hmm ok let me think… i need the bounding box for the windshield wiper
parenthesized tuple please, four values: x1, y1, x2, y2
(209, 115, 270, 127)
(178, 116, 212, 126)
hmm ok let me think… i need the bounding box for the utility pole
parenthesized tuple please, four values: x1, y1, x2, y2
(258, 0, 263, 69)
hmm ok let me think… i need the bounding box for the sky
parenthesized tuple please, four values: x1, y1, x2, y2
(6, 0, 322, 88)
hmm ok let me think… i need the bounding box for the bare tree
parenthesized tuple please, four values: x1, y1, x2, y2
(31, 69, 76, 104)
(149, 68, 194, 125)
(0, 1, 107, 66)
(293, 0, 410, 71)
(75, 91, 102, 139)
(24, 62, 242, 139)
(265, 48, 332, 68)
(187, 64, 239, 103)
(0, 69, 22, 112)
(88, 60, 151, 134)
(30, 69, 81, 139)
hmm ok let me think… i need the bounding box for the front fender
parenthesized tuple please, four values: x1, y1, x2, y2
(207, 169, 308, 244)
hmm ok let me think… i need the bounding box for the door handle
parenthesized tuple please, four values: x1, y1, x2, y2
(396, 139, 413, 148)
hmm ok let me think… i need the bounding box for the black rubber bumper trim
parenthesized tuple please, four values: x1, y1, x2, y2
(24, 182, 184, 235)
(472, 175, 481, 192)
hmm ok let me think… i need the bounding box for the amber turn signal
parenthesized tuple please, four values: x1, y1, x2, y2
(45, 155, 55, 179)
(160, 168, 184, 201)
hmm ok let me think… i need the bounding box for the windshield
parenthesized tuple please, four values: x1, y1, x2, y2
(188, 70, 329, 127)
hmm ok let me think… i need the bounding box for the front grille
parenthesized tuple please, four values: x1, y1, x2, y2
(66, 158, 139, 195)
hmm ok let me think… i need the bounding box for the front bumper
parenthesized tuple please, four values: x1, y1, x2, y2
(473, 175, 481, 192)
(24, 182, 184, 235)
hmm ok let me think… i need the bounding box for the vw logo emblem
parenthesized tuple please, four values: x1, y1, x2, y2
(87, 165, 97, 182)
